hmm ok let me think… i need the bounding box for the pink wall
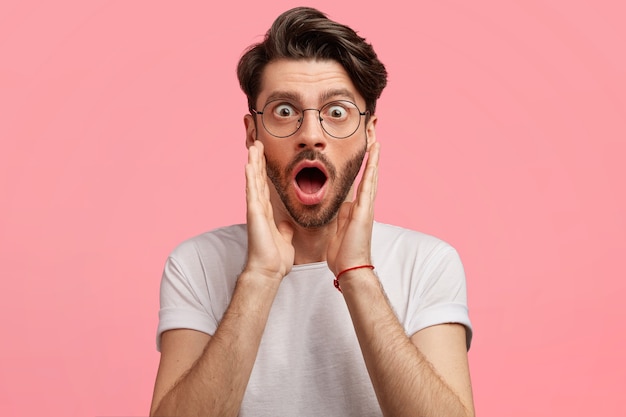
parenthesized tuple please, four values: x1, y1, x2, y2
(1, 1, 624, 416)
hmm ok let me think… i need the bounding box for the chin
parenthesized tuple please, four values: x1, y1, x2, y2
(285, 196, 344, 229)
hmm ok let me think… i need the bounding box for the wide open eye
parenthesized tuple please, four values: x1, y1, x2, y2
(271, 102, 298, 119)
(322, 102, 351, 121)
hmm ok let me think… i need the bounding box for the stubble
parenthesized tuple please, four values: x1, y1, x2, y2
(265, 146, 366, 229)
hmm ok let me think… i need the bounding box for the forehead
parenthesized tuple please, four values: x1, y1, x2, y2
(258, 59, 364, 107)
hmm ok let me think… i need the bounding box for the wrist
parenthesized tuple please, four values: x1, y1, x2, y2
(239, 268, 284, 290)
(334, 265, 376, 293)
(241, 263, 289, 282)
(226, 270, 282, 320)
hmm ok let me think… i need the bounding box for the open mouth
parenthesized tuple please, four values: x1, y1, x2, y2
(295, 167, 327, 194)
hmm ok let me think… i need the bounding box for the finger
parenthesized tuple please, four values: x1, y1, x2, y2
(250, 142, 267, 205)
(356, 142, 380, 208)
(256, 141, 267, 178)
(249, 141, 277, 227)
(367, 141, 380, 169)
(336, 201, 352, 232)
(276, 221, 294, 244)
(245, 153, 265, 224)
(368, 143, 380, 204)
(246, 147, 258, 203)
(245, 165, 262, 228)
(258, 144, 272, 204)
(246, 144, 269, 218)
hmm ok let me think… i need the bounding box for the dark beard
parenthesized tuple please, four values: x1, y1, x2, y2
(265, 146, 367, 229)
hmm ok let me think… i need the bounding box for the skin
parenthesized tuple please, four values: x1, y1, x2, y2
(150, 59, 475, 417)
(265, 145, 366, 229)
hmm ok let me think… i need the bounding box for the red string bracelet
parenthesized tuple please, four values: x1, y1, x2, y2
(333, 265, 375, 292)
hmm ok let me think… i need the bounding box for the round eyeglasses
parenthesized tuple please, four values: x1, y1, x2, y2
(251, 99, 369, 139)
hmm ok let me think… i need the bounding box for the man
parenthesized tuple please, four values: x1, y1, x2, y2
(150, 7, 474, 417)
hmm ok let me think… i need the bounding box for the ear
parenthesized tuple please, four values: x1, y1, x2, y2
(244, 113, 257, 148)
(365, 113, 378, 150)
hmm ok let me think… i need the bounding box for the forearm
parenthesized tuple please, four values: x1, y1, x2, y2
(340, 269, 473, 417)
(152, 271, 280, 417)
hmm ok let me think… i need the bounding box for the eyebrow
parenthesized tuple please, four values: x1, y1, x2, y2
(319, 88, 357, 104)
(265, 91, 302, 104)
(264, 89, 357, 106)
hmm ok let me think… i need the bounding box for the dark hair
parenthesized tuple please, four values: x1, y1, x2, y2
(237, 7, 387, 114)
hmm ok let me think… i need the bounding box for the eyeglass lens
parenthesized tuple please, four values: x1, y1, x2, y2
(260, 100, 363, 138)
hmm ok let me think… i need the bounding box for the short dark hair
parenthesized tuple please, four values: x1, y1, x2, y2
(237, 7, 388, 114)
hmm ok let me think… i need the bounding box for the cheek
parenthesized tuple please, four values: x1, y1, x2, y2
(335, 141, 367, 164)
(262, 143, 290, 166)
(337, 145, 367, 178)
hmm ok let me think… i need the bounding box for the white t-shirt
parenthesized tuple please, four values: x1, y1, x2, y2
(157, 222, 472, 416)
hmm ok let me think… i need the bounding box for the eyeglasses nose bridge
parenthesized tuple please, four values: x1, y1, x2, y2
(296, 108, 324, 131)
(300, 108, 323, 122)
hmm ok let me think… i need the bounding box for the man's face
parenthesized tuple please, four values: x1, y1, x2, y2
(244, 59, 377, 229)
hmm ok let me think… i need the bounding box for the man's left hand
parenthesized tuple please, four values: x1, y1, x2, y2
(326, 142, 380, 276)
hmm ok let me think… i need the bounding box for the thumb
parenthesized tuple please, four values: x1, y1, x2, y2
(277, 221, 294, 243)
(336, 201, 352, 231)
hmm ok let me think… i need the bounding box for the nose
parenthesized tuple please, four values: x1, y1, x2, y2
(297, 109, 327, 150)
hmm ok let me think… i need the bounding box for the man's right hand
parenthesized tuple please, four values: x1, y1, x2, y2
(244, 140, 295, 281)
(152, 140, 292, 417)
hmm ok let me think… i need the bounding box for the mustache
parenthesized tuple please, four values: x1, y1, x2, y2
(285, 149, 337, 180)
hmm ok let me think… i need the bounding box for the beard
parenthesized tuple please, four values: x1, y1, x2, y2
(265, 145, 367, 229)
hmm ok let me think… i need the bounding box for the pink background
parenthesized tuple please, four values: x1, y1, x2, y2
(1, 1, 624, 416)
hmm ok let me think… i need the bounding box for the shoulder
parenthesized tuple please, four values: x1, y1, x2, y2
(160, 224, 248, 307)
(371, 222, 466, 297)
(372, 222, 471, 345)
(169, 224, 247, 261)
(164, 224, 248, 280)
(372, 222, 460, 263)
(158, 225, 247, 349)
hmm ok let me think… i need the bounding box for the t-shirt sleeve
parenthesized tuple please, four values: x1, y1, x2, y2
(406, 243, 473, 349)
(156, 255, 218, 351)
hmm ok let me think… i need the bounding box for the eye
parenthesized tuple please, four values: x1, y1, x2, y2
(323, 103, 349, 120)
(272, 103, 298, 118)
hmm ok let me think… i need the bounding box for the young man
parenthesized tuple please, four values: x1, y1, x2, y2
(150, 7, 474, 417)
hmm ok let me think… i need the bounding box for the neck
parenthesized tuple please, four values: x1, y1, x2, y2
(289, 221, 335, 265)
(268, 186, 351, 266)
